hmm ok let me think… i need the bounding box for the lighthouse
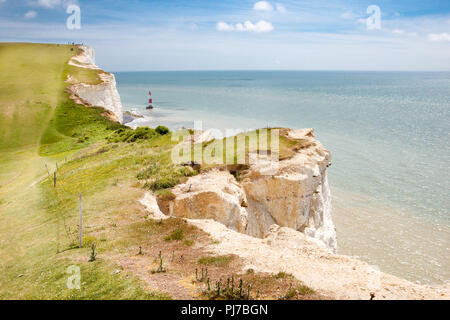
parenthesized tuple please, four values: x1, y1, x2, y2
(147, 89, 154, 109)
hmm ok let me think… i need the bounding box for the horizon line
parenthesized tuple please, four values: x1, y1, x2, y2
(110, 69, 450, 73)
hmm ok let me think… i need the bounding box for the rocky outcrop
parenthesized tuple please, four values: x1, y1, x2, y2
(66, 46, 123, 123)
(161, 128, 337, 252)
(243, 129, 336, 251)
(170, 170, 249, 233)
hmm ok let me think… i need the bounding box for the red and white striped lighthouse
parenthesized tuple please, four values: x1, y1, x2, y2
(147, 89, 154, 109)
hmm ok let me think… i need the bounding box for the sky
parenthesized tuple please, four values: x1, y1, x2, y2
(1, 0, 450, 71)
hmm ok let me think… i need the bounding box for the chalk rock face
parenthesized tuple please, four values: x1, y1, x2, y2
(169, 170, 248, 233)
(168, 128, 337, 252)
(243, 129, 337, 252)
(69, 45, 98, 68)
(67, 46, 123, 123)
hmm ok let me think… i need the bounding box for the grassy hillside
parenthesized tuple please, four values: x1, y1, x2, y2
(0, 43, 319, 300)
(0, 43, 71, 151)
(0, 43, 169, 299)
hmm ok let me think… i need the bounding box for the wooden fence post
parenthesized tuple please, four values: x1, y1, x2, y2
(79, 194, 83, 248)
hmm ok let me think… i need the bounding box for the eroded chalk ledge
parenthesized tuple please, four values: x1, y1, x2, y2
(140, 191, 449, 300)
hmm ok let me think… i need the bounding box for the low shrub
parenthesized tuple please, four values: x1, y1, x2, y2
(146, 176, 179, 191)
(137, 159, 198, 191)
(82, 235, 98, 248)
(155, 125, 170, 135)
(274, 272, 293, 279)
(108, 126, 159, 143)
(156, 189, 176, 201)
(164, 229, 184, 241)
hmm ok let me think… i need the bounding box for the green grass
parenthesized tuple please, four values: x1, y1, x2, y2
(136, 153, 197, 191)
(0, 43, 170, 299)
(164, 229, 184, 241)
(175, 128, 310, 174)
(107, 126, 161, 144)
(39, 99, 123, 156)
(155, 189, 176, 201)
(0, 43, 73, 151)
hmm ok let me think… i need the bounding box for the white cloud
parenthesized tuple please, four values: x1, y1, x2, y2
(427, 33, 450, 42)
(392, 29, 405, 35)
(275, 3, 287, 14)
(392, 29, 418, 37)
(217, 21, 234, 32)
(24, 11, 38, 19)
(216, 20, 274, 33)
(0, 0, 7, 3)
(253, 1, 273, 12)
(1, 17, 449, 71)
(253, 1, 286, 13)
(35, 0, 79, 10)
(340, 11, 356, 20)
(37, 0, 61, 8)
(245, 20, 274, 33)
(357, 18, 367, 25)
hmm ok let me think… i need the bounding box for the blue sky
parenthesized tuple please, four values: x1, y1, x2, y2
(1, 0, 450, 71)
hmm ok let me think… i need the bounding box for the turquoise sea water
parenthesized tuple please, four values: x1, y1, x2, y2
(115, 71, 450, 284)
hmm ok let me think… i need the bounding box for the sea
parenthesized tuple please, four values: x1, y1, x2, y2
(115, 71, 450, 285)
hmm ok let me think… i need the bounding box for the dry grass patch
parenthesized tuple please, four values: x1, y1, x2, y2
(197, 271, 328, 300)
(198, 255, 235, 268)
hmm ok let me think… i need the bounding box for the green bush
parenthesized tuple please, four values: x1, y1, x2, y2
(156, 189, 176, 201)
(137, 159, 198, 191)
(146, 176, 179, 191)
(155, 126, 170, 135)
(107, 126, 157, 143)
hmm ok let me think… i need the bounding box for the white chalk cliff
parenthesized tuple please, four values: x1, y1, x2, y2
(161, 128, 337, 252)
(66, 45, 123, 123)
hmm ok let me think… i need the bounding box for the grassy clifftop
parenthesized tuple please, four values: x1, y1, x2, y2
(0, 43, 168, 299)
(0, 43, 318, 300)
